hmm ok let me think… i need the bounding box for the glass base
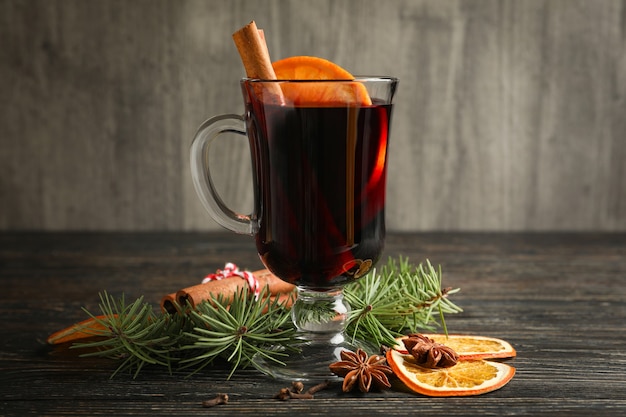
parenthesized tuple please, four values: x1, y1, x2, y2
(253, 333, 375, 382)
(253, 286, 376, 381)
(253, 287, 375, 382)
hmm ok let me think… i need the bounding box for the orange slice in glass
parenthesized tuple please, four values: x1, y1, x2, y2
(387, 349, 516, 397)
(394, 334, 517, 360)
(272, 56, 371, 106)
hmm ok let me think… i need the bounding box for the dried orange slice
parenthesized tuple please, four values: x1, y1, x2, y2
(47, 315, 113, 345)
(395, 334, 516, 360)
(387, 349, 516, 397)
(272, 56, 371, 106)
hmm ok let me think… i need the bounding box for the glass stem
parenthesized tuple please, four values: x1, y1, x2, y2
(291, 288, 350, 345)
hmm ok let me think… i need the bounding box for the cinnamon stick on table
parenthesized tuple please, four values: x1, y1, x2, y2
(160, 269, 295, 313)
(232, 20, 284, 102)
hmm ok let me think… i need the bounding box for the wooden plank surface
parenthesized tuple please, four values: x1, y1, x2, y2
(1, 232, 625, 416)
(1, 0, 625, 231)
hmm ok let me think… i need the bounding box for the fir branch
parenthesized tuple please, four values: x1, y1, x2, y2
(71, 292, 188, 378)
(70, 256, 461, 378)
(344, 257, 462, 348)
(180, 286, 297, 378)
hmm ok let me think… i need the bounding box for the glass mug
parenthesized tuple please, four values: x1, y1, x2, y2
(190, 77, 398, 380)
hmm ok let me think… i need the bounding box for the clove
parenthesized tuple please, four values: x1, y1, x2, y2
(291, 381, 305, 393)
(306, 380, 331, 395)
(273, 380, 331, 401)
(273, 388, 292, 401)
(202, 393, 229, 408)
(287, 392, 314, 399)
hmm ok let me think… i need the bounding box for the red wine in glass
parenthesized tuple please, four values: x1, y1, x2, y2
(247, 102, 392, 290)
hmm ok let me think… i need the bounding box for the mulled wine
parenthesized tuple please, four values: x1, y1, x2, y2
(246, 102, 393, 288)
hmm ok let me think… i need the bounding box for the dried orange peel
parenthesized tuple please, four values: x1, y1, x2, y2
(387, 334, 516, 397)
(387, 350, 515, 397)
(272, 56, 372, 106)
(47, 315, 113, 345)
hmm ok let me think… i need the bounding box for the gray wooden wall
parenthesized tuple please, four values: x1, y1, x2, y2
(1, 0, 625, 232)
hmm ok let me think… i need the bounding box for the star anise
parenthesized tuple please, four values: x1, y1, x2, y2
(402, 334, 459, 368)
(329, 348, 393, 393)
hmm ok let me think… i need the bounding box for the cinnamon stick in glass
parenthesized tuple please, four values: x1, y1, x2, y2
(232, 20, 284, 102)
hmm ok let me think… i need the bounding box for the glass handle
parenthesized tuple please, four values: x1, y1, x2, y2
(189, 114, 255, 235)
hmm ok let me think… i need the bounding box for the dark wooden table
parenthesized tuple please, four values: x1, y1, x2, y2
(1, 232, 625, 416)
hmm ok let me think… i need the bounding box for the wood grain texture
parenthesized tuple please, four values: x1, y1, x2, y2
(0, 232, 625, 416)
(1, 0, 624, 231)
